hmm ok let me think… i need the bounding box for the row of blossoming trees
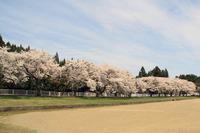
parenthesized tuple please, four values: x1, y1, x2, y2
(0, 47, 196, 97)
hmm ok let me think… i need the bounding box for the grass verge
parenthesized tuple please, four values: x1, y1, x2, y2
(0, 95, 197, 107)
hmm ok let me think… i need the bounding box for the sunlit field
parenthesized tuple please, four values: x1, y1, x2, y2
(1, 98, 200, 133)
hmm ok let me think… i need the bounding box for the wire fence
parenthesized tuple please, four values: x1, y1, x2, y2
(0, 89, 97, 97)
(0, 89, 195, 97)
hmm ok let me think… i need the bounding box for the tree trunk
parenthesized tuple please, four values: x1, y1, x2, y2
(36, 89, 41, 96)
(170, 92, 173, 97)
(96, 92, 100, 97)
(61, 90, 64, 96)
(158, 93, 160, 97)
(164, 93, 167, 97)
(150, 93, 152, 97)
(95, 87, 106, 97)
(71, 91, 75, 97)
(36, 79, 41, 96)
(174, 89, 177, 97)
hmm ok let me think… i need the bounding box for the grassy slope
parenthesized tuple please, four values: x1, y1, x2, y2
(0, 95, 196, 107)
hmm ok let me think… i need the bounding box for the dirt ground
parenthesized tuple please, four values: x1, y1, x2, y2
(1, 99, 200, 133)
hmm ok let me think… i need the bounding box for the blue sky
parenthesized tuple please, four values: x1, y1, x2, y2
(0, 0, 200, 77)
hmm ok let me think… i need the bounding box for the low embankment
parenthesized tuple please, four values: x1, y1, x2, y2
(0, 95, 197, 112)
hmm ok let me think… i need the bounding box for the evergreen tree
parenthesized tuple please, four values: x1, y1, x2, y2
(137, 66, 169, 78)
(26, 46, 30, 51)
(6, 42, 11, 48)
(0, 35, 5, 47)
(20, 44, 25, 51)
(53, 52, 59, 64)
(148, 66, 162, 77)
(161, 70, 165, 77)
(59, 58, 66, 67)
(16, 46, 21, 53)
(8, 44, 16, 52)
(0, 35, 30, 52)
(137, 66, 147, 78)
(164, 69, 169, 77)
(177, 74, 200, 83)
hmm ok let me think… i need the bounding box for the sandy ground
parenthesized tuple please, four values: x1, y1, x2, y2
(2, 99, 200, 133)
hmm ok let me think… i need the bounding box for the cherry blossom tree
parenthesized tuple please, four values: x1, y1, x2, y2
(173, 78, 196, 96)
(62, 59, 137, 97)
(61, 59, 96, 96)
(101, 64, 136, 97)
(0, 47, 60, 95)
(1, 46, 196, 97)
(135, 77, 196, 97)
(90, 64, 136, 97)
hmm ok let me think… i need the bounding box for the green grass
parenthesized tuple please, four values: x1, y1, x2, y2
(0, 95, 197, 107)
(0, 123, 36, 133)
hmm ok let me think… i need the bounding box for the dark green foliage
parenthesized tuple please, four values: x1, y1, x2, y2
(53, 52, 59, 64)
(0, 65, 7, 89)
(0, 35, 5, 47)
(6, 42, 11, 48)
(20, 44, 25, 51)
(148, 66, 169, 77)
(164, 69, 169, 77)
(23, 76, 71, 93)
(0, 35, 30, 53)
(160, 69, 168, 77)
(53, 52, 66, 67)
(25, 77, 37, 90)
(59, 59, 66, 67)
(137, 66, 169, 78)
(137, 66, 147, 78)
(42, 76, 52, 91)
(7, 44, 30, 53)
(176, 74, 200, 83)
(26, 46, 30, 51)
(148, 66, 162, 77)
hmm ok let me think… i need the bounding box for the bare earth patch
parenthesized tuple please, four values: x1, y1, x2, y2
(2, 99, 200, 133)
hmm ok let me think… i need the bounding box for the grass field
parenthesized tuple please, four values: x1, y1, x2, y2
(0, 95, 197, 107)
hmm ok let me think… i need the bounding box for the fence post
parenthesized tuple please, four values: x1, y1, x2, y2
(26, 90, 28, 95)
(12, 89, 14, 95)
